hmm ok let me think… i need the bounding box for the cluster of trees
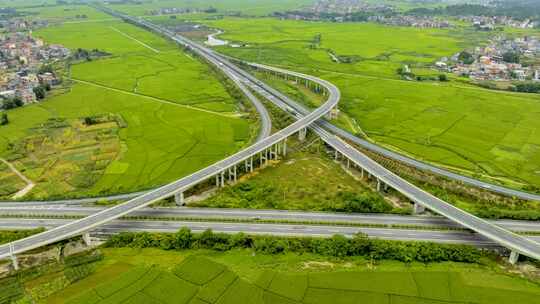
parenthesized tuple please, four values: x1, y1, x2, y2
(406, 2, 540, 20)
(512, 82, 540, 93)
(72, 48, 111, 61)
(503, 51, 520, 64)
(309, 33, 322, 49)
(396, 68, 448, 83)
(336, 192, 392, 213)
(105, 228, 483, 263)
(1, 97, 23, 110)
(33, 84, 50, 100)
(0, 113, 7, 125)
(458, 51, 475, 65)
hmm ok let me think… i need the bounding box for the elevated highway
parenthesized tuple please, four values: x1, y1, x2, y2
(0, 8, 339, 264)
(0, 6, 539, 266)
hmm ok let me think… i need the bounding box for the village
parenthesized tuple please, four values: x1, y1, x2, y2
(436, 35, 540, 82)
(462, 15, 539, 31)
(0, 19, 69, 109)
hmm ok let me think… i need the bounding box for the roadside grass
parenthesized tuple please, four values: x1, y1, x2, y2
(0, 10, 252, 199)
(190, 16, 540, 189)
(43, 248, 540, 304)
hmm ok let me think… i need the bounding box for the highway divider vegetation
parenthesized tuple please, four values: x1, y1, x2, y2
(104, 228, 482, 264)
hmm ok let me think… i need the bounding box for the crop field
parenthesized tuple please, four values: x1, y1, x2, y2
(42, 248, 540, 304)
(19, 4, 113, 22)
(0, 9, 252, 199)
(190, 17, 540, 189)
(107, 0, 314, 17)
(0, 116, 123, 199)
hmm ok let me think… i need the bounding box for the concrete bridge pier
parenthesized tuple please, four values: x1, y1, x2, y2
(10, 243, 19, 271)
(174, 191, 185, 206)
(298, 128, 307, 141)
(221, 171, 225, 187)
(509, 251, 519, 265)
(82, 232, 92, 246)
(269, 145, 277, 160)
(282, 139, 287, 156)
(413, 202, 426, 215)
(377, 179, 382, 192)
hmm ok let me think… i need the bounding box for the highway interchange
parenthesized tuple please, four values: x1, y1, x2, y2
(1, 5, 540, 264)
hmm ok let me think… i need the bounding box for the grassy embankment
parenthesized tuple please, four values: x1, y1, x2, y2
(0, 11, 253, 199)
(22, 248, 540, 304)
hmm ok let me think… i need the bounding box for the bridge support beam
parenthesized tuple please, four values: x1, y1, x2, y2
(174, 192, 185, 206)
(377, 179, 382, 192)
(413, 202, 425, 215)
(10, 243, 19, 271)
(282, 139, 287, 156)
(82, 232, 92, 246)
(509, 251, 519, 265)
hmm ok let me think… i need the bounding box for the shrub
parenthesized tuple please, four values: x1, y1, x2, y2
(105, 228, 482, 263)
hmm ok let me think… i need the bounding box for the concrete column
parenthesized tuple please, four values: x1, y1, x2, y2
(377, 179, 381, 192)
(361, 167, 364, 179)
(221, 171, 225, 187)
(233, 165, 237, 182)
(334, 150, 339, 160)
(250, 156, 254, 172)
(174, 192, 185, 206)
(82, 233, 92, 246)
(298, 128, 307, 141)
(413, 202, 425, 215)
(347, 159, 350, 169)
(10, 243, 19, 271)
(509, 251, 519, 265)
(215, 175, 219, 187)
(283, 139, 287, 156)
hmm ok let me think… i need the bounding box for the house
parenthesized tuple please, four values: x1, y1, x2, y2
(0, 90, 15, 100)
(16, 89, 36, 104)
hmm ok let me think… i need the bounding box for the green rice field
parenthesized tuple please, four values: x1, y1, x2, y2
(192, 17, 540, 189)
(43, 248, 540, 304)
(0, 8, 252, 199)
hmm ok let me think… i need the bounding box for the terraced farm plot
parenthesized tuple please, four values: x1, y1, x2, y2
(0, 12, 252, 198)
(201, 17, 540, 188)
(0, 116, 123, 199)
(0, 161, 27, 198)
(53, 253, 540, 304)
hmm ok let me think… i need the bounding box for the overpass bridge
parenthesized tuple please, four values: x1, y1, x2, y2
(0, 6, 539, 268)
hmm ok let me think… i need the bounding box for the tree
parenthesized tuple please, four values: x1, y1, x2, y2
(438, 74, 448, 82)
(458, 51, 475, 64)
(13, 97, 23, 107)
(0, 113, 8, 125)
(503, 51, 520, 63)
(33, 86, 46, 100)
